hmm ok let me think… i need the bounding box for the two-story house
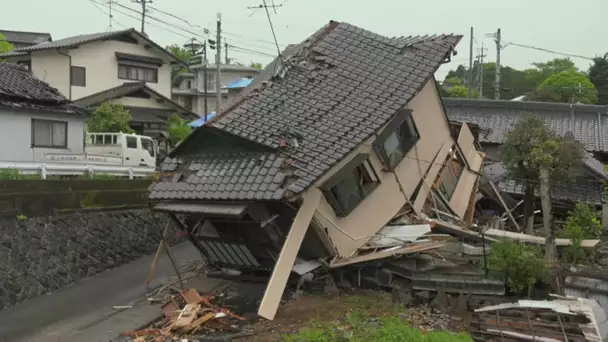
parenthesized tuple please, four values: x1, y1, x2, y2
(0, 29, 52, 49)
(172, 60, 261, 116)
(0, 28, 198, 138)
(149, 21, 481, 320)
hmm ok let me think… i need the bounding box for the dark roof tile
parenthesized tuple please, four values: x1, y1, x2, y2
(444, 98, 608, 152)
(0, 62, 81, 114)
(151, 21, 460, 201)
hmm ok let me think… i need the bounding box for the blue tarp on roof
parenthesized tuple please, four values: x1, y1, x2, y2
(188, 112, 216, 127)
(224, 78, 253, 89)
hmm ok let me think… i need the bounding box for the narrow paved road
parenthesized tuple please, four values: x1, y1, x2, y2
(0, 242, 211, 342)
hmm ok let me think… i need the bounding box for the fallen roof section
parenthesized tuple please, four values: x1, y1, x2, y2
(471, 296, 606, 341)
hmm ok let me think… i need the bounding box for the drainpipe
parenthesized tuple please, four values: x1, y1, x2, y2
(56, 49, 72, 100)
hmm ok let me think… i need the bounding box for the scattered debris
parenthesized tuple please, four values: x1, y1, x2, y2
(121, 288, 249, 341)
(470, 295, 608, 341)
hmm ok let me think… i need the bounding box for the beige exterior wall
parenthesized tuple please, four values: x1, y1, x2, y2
(31, 50, 70, 99)
(27, 39, 172, 101)
(313, 79, 480, 257)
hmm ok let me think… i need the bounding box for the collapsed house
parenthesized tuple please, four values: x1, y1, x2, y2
(149, 21, 484, 320)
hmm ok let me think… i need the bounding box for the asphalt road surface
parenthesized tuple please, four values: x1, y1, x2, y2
(0, 242, 209, 342)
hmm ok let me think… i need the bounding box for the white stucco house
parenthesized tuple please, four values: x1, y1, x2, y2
(0, 62, 85, 162)
(0, 28, 198, 138)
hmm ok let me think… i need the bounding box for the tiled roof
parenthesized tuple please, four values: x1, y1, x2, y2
(0, 29, 51, 45)
(150, 152, 287, 201)
(483, 162, 605, 205)
(0, 28, 185, 65)
(444, 98, 608, 152)
(0, 62, 80, 114)
(73, 82, 199, 120)
(150, 21, 461, 201)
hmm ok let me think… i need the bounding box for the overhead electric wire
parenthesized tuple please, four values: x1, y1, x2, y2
(88, 0, 275, 60)
(88, 0, 127, 30)
(503, 42, 594, 61)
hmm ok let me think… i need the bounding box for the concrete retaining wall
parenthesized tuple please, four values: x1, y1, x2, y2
(0, 209, 180, 310)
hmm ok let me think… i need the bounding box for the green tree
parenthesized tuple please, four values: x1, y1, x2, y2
(250, 62, 264, 70)
(488, 239, 549, 296)
(531, 69, 598, 104)
(87, 102, 134, 133)
(0, 33, 14, 53)
(167, 114, 192, 146)
(588, 53, 608, 105)
(502, 116, 586, 234)
(166, 44, 193, 78)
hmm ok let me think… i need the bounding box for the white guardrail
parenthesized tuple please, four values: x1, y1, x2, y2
(0, 162, 157, 179)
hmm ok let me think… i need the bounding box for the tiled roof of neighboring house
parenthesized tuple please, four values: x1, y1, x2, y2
(0, 62, 81, 114)
(150, 21, 462, 201)
(0, 29, 51, 45)
(444, 98, 608, 152)
(483, 162, 605, 205)
(73, 82, 199, 120)
(0, 28, 185, 65)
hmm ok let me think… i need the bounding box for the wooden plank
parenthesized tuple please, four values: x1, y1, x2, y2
(257, 188, 322, 320)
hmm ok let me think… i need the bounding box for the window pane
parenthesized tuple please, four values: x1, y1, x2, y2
(52, 122, 66, 147)
(126, 136, 137, 149)
(33, 120, 52, 146)
(118, 65, 128, 78)
(382, 132, 405, 168)
(399, 116, 418, 144)
(331, 176, 363, 214)
(439, 166, 458, 200)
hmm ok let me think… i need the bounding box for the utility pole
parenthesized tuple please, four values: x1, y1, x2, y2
(215, 13, 222, 116)
(492, 29, 501, 99)
(203, 43, 208, 120)
(225, 41, 229, 64)
(476, 44, 487, 96)
(132, 0, 152, 34)
(468, 27, 474, 98)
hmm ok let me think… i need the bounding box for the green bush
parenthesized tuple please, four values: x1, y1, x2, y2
(488, 239, 549, 295)
(561, 203, 602, 264)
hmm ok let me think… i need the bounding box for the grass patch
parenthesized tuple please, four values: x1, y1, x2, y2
(284, 314, 472, 342)
(282, 292, 471, 342)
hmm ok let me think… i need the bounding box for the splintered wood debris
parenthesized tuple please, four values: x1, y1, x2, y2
(120, 288, 251, 341)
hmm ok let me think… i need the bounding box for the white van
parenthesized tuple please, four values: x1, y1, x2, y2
(45, 132, 157, 167)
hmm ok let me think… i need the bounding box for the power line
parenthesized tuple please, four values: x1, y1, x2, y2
(503, 42, 594, 61)
(88, 0, 127, 30)
(228, 44, 276, 58)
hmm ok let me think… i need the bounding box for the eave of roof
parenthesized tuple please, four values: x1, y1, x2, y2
(73, 82, 199, 120)
(0, 28, 186, 66)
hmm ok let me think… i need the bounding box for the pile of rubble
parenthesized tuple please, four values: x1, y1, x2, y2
(120, 288, 252, 341)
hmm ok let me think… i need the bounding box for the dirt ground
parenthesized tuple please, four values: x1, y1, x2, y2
(238, 290, 470, 342)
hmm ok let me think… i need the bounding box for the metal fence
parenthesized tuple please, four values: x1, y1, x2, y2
(0, 161, 156, 179)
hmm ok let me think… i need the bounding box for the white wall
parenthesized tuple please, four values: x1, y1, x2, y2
(31, 50, 70, 99)
(0, 109, 85, 162)
(29, 39, 173, 101)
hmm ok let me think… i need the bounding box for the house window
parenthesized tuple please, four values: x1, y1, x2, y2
(118, 64, 158, 83)
(126, 136, 138, 149)
(373, 109, 420, 170)
(438, 149, 464, 200)
(184, 96, 193, 110)
(206, 72, 216, 91)
(31, 119, 67, 148)
(322, 154, 380, 217)
(71, 66, 86, 87)
(186, 80, 192, 89)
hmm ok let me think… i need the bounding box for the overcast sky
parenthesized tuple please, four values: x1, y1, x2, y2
(4, 0, 607, 79)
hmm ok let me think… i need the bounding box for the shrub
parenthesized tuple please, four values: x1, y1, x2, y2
(488, 239, 550, 295)
(561, 203, 602, 264)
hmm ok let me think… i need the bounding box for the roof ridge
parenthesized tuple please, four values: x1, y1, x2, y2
(0, 29, 51, 35)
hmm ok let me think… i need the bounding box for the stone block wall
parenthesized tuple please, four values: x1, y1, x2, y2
(0, 209, 181, 310)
